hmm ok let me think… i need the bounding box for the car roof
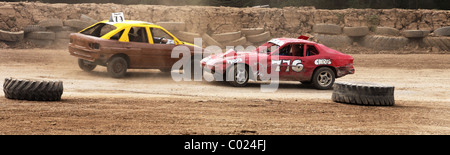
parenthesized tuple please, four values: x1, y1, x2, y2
(99, 20, 157, 27)
(273, 38, 317, 45)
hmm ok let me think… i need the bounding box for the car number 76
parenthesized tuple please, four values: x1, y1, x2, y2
(272, 60, 303, 72)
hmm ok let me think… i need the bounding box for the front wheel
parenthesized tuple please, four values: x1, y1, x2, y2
(227, 64, 249, 87)
(78, 59, 96, 72)
(107, 56, 128, 78)
(312, 67, 335, 90)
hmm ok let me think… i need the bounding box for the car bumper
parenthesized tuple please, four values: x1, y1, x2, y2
(69, 44, 109, 64)
(337, 64, 355, 77)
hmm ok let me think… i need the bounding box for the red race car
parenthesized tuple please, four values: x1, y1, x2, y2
(200, 36, 355, 90)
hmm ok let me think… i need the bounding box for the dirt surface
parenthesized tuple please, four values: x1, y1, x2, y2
(0, 48, 449, 135)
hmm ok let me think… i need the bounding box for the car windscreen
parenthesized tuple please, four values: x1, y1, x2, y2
(80, 23, 117, 38)
(256, 42, 279, 54)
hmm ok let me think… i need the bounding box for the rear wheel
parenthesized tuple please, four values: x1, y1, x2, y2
(78, 59, 96, 72)
(107, 56, 128, 78)
(228, 64, 249, 87)
(312, 67, 335, 90)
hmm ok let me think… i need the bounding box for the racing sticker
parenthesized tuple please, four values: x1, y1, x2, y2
(314, 59, 331, 65)
(272, 59, 303, 72)
(291, 60, 303, 72)
(227, 58, 243, 64)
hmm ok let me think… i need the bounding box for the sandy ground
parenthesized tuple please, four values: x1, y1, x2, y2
(0, 49, 449, 135)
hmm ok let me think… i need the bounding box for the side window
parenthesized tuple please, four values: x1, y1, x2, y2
(110, 29, 125, 40)
(150, 28, 175, 44)
(306, 45, 319, 56)
(291, 44, 304, 57)
(128, 27, 149, 43)
(80, 23, 117, 38)
(278, 45, 292, 56)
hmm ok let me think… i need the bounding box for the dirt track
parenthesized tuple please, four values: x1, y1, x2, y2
(0, 49, 449, 135)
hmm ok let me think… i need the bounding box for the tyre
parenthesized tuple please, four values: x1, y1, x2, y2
(313, 24, 342, 35)
(47, 26, 75, 32)
(222, 37, 247, 47)
(343, 26, 369, 37)
(24, 25, 46, 33)
(55, 31, 74, 39)
(227, 64, 249, 87)
(201, 33, 223, 48)
(27, 39, 53, 47)
(241, 28, 264, 36)
(332, 82, 395, 106)
(26, 31, 55, 40)
(375, 27, 400, 36)
(246, 31, 271, 43)
(312, 67, 335, 90)
(433, 26, 450, 37)
(3, 78, 63, 101)
(359, 35, 409, 50)
(107, 56, 128, 78)
(423, 37, 450, 51)
(315, 34, 352, 47)
(211, 31, 242, 43)
(0, 30, 24, 42)
(173, 31, 201, 43)
(38, 19, 63, 28)
(78, 59, 97, 72)
(402, 30, 430, 38)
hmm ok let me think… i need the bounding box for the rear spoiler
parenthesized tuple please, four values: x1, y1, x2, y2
(298, 35, 309, 40)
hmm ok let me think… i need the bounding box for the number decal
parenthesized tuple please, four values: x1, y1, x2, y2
(271, 60, 281, 72)
(282, 60, 291, 72)
(272, 59, 303, 72)
(109, 12, 125, 23)
(292, 60, 304, 72)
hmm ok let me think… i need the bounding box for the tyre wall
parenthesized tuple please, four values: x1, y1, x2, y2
(0, 2, 449, 51)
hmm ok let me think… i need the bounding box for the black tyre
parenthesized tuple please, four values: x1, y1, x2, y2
(107, 56, 128, 78)
(227, 64, 249, 87)
(312, 67, 335, 90)
(78, 59, 96, 72)
(332, 82, 395, 106)
(3, 78, 63, 101)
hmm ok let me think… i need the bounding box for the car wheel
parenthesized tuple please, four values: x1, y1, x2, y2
(312, 67, 335, 90)
(107, 56, 128, 78)
(228, 64, 249, 87)
(78, 59, 97, 72)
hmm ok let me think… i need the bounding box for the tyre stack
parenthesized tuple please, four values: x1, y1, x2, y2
(358, 27, 409, 50)
(242, 28, 271, 46)
(0, 30, 24, 46)
(423, 26, 450, 52)
(211, 31, 246, 47)
(24, 15, 97, 48)
(312, 24, 352, 48)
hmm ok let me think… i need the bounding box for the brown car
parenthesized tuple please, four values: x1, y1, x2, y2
(69, 20, 203, 78)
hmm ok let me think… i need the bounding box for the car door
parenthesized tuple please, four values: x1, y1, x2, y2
(120, 26, 146, 68)
(269, 44, 292, 80)
(300, 44, 324, 81)
(140, 27, 179, 69)
(284, 43, 307, 81)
